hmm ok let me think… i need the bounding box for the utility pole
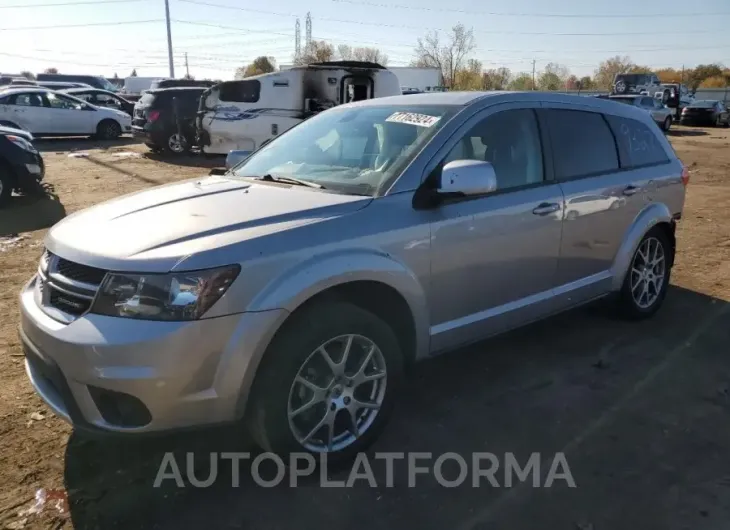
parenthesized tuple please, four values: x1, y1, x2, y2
(532, 60, 536, 90)
(164, 0, 175, 78)
(185, 52, 189, 78)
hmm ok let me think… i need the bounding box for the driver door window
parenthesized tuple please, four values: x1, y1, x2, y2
(441, 108, 544, 190)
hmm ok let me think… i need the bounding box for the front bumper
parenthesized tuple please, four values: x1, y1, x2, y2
(19, 275, 287, 435)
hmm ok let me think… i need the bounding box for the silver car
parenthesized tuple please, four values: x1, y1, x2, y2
(20, 92, 687, 459)
(609, 95, 675, 131)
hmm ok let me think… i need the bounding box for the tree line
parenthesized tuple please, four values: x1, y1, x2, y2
(236, 24, 730, 91)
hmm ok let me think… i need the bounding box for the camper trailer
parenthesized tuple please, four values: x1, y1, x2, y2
(197, 61, 401, 155)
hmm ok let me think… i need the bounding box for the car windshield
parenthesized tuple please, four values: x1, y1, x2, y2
(231, 105, 458, 196)
(690, 100, 717, 108)
(98, 77, 118, 92)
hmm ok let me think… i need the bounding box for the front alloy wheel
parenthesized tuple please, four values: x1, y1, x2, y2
(288, 334, 387, 452)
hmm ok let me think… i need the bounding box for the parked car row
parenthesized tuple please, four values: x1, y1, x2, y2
(0, 87, 131, 139)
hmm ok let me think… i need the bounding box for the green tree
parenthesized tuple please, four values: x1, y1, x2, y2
(235, 56, 276, 79)
(538, 63, 570, 91)
(508, 72, 536, 91)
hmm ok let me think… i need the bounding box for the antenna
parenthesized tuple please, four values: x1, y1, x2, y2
(305, 12, 312, 47)
(295, 18, 301, 61)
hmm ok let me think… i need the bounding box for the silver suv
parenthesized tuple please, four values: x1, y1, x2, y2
(20, 92, 687, 459)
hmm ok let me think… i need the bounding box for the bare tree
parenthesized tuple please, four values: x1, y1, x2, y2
(352, 47, 388, 65)
(19, 70, 35, 80)
(538, 63, 570, 91)
(337, 44, 353, 61)
(294, 40, 335, 65)
(413, 24, 476, 88)
(482, 67, 511, 90)
(43, 67, 59, 74)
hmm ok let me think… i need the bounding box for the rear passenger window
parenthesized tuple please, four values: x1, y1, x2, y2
(545, 109, 619, 180)
(605, 115, 669, 168)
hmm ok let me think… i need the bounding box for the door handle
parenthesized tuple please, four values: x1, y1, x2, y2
(532, 202, 561, 215)
(623, 185, 640, 196)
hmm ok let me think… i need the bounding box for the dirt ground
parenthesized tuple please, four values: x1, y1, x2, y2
(0, 128, 729, 529)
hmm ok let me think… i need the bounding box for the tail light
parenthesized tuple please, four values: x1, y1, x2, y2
(681, 165, 690, 186)
(147, 110, 160, 122)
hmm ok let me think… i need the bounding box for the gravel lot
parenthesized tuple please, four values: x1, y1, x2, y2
(0, 128, 729, 529)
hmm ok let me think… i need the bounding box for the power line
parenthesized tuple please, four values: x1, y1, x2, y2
(0, 0, 145, 7)
(173, 0, 730, 36)
(329, 0, 730, 18)
(0, 19, 163, 31)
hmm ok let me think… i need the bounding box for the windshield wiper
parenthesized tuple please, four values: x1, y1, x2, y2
(254, 174, 325, 189)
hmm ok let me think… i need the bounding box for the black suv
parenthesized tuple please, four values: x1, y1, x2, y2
(0, 125, 45, 206)
(132, 87, 206, 154)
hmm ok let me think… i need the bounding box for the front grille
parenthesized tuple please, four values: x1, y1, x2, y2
(38, 250, 109, 320)
(56, 257, 107, 284)
(49, 289, 91, 315)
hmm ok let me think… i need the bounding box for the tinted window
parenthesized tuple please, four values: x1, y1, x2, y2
(219, 81, 260, 103)
(442, 109, 544, 190)
(605, 115, 669, 168)
(611, 97, 637, 106)
(640, 97, 654, 107)
(9, 93, 44, 107)
(545, 109, 619, 180)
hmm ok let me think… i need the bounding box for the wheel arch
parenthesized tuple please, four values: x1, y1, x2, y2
(610, 202, 675, 291)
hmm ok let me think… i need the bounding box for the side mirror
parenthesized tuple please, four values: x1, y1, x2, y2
(225, 150, 252, 170)
(439, 160, 498, 196)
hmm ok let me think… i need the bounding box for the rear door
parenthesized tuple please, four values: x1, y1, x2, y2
(542, 107, 640, 300)
(0, 92, 49, 133)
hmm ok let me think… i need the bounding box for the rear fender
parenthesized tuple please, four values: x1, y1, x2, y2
(610, 202, 672, 291)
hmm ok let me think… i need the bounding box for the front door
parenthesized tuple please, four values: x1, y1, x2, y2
(428, 106, 564, 352)
(43, 92, 95, 134)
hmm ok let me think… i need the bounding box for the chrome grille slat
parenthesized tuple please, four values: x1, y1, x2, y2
(37, 250, 109, 320)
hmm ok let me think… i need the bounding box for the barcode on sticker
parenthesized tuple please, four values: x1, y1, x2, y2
(386, 112, 441, 127)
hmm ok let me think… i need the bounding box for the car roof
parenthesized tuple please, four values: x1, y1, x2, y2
(343, 91, 659, 124)
(148, 86, 206, 93)
(0, 87, 47, 94)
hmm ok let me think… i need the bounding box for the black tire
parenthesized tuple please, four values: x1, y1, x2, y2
(663, 116, 672, 132)
(0, 162, 13, 206)
(164, 132, 190, 155)
(617, 227, 672, 320)
(96, 119, 121, 140)
(247, 301, 403, 463)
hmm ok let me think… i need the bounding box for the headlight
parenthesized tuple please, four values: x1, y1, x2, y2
(91, 265, 240, 321)
(7, 135, 36, 153)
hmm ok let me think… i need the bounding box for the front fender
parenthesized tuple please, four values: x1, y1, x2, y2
(248, 249, 430, 359)
(610, 202, 672, 291)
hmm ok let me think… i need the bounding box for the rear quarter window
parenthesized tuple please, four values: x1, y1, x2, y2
(544, 109, 619, 180)
(604, 115, 669, 168)
(219, 80, 260, 103)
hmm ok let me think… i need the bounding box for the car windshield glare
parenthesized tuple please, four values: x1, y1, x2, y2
(231, 105, 457, 196)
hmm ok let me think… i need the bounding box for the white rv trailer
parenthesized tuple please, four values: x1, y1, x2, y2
(197, 61, 401, 155)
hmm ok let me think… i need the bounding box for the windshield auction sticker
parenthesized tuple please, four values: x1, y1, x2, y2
(386, 112, 441, 127)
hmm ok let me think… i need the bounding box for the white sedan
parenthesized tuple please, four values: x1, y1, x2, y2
(0, 87, 131, 139)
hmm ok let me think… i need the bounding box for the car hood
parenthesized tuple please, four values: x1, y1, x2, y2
(46, 175, 370, 272)
(0, 125, 33, 141)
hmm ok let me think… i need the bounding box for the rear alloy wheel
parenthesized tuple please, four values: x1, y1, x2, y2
(617, 228, 671, 320)
(663, 116, 672, 132)
(166, 133, 189, 154)
(248, 301, 403, 462)
(96, 120, 121, 140)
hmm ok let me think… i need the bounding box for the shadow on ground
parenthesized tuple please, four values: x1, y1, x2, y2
(668, 128, 710, 137)
(0, 183, 66, 236)
(34, 136, 141, 153)
(63, 286, 730, 529)
(143, 151, 224, 169)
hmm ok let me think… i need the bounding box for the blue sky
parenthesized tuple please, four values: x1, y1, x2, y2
(1, 0, 729, 80)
